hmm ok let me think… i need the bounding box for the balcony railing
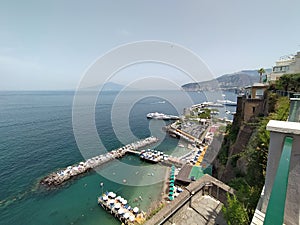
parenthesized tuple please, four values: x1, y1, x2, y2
(263, 136, 293, 225)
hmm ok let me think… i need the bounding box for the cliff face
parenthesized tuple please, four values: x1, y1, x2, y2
(213, 92, 271, 183)
(221, 124, 256, 182)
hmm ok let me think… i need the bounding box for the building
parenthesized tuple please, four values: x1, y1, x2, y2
(235, 83, 269, 123)
(269, 51, 300, 82)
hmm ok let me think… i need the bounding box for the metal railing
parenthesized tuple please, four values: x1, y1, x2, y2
(263, 136, 294, 225)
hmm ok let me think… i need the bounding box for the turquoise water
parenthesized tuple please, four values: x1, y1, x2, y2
(0, 90, 236, 224)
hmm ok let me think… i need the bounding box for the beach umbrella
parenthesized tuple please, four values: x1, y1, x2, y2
(170, 179, 174, 183)
(133, 207, 139, 213)
(114, 203, 121, 209)
(169, 196, 174, 201)
(129, 215, 135, 222)
(169, 187, 174, 191)
(108, 192, 116, 198)
(108, 199, 115, 205)
(116, 196, 121, 201)
(169, 191, 173, 196)
(118, 208, 125, 215)
(123, 213, 130, 219)
(169, 183, 174, 187)
(122, 199, 127, 205)
(102, 195, 108, 201)
(177, 187, 183, 193)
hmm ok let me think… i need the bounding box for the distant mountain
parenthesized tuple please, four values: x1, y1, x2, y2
(181, 69, 271, 92)
(100, 82, 126, 91)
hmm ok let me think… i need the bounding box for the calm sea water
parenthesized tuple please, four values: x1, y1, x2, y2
(0, 90, 236, 225)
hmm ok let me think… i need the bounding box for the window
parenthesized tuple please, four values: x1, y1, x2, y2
(256, 89, 264, 98)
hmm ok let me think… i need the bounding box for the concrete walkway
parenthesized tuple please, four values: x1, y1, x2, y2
(163, 195, 227, 225)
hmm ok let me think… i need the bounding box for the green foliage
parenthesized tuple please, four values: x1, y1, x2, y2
(217, 124, 234, 165)
(275, 73, 300, 92)
(198, 108, 211, 119)
(218, 125, 227, 133)
(222, 194, 249, 225)
(147, 202, 165, 220)
(229, 177, 262, 216)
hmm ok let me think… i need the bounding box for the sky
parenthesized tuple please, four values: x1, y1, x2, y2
(1, 0, 300, 90)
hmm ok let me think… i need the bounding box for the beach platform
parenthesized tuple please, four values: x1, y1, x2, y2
(98, 191, 146, 225)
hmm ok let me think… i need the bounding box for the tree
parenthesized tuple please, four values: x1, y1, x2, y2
(275, 73, 300, 92)
(258, 68, 266, 83)
(222, 194, 249, 225)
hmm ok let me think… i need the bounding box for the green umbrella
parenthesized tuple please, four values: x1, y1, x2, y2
(170, 179, 175, 183)
(169, 196, 174, 201)
(169, 191, 173, 196)
(169, 183, 174, 187)
(169, 187, 174, 191)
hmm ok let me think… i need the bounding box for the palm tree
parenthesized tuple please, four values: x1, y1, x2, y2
(258, 68, 266, 83)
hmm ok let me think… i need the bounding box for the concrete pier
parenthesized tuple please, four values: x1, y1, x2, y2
(40, 136, 159, 187)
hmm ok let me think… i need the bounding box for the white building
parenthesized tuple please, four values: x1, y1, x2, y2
(269, 51, 300, 82)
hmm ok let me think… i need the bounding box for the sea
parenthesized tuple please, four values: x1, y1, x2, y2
(0, 90, 236, 225)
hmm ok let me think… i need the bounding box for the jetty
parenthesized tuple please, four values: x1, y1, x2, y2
(40, 136, 159, 187)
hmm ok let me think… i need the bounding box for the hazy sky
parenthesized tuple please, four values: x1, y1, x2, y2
(1, 0, 300, 90)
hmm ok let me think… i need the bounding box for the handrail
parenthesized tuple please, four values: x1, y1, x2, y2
(263, 136, 293, 225)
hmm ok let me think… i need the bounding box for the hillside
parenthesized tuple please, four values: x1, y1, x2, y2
(182, 69, 271, 91)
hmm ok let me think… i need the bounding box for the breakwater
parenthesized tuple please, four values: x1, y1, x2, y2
(40, 136, 159, 187)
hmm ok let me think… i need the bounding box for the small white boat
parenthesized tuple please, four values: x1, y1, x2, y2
(217, 99, 237, 106)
